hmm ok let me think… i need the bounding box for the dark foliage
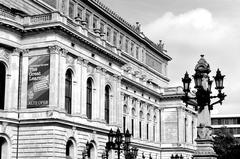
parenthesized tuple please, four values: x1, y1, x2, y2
(213, 127, 240, 159)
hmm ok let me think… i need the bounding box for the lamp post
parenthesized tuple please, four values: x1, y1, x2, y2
(105, 128, 138, 159)
(181, 55, 226, 159)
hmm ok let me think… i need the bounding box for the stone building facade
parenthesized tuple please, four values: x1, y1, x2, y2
(0, 0, 197, 158)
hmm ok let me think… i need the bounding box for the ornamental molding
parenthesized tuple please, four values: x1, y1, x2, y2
(66, 55, 75, 65)
(77, 56, 84, 64)
(60, 48, 68, 57)
(48, 45, 61, 54)
(0, 48, 10, 60)
(12, 48, 21, 56)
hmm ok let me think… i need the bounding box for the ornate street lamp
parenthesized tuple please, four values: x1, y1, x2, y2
(171, 154, 184, 159)
(105, 128, 138, 159)
(182, 55, 226, 111)
(181, 55, 226, 159)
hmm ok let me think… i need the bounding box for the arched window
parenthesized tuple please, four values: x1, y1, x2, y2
(0, 137, 8, 159)
(104, 85, 110, 124)
(86, 78, 92, 119)
(66, 140, 74, 159)
(65, 69, 72, 114)
(87, 142, 96, 159)
(139, 111, 143, 139)
(0, 62, 6, 110)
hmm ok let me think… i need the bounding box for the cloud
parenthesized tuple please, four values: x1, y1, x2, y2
(143, 8, 232, 46)
(142, 8, 240, 115)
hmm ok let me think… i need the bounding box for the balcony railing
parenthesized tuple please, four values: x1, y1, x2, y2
(0, 8, 15, 20)
(30, 13, 52, 24)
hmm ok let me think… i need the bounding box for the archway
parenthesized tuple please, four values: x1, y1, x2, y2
(0, 137, 8, 159)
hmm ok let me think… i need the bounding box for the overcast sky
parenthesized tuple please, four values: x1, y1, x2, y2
(99, 0, 240, 115)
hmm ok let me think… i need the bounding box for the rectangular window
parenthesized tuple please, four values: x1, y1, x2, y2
(139, 121, 142, 139)
(147, 123, 149, 140)
(132, 119, 134, 137)
(42, 0, 56, 8)
(142, 49, 144, 62)
(125, 39, 129, 52)
(237, 118, 240, 124)
(123, 116, 126, 133)
(233, 118, 238, 124)
(130, 42, 134, 56)
(93, 16, 98, 29)
(153, 125, 155, 141)
(85, 11, 91, 29)
(211, 119, 218, 125)
(69, 0, 74, 19)
(113, 31, 117, 46)
(119, 34, 123, 50)
(77, 5, 83, 19)
(100, 21, 105, 33)
(107, 27, 111, 42)
(136, 46, 139, 59)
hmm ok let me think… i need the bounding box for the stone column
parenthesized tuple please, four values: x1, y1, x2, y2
(49, 45, 61, 109)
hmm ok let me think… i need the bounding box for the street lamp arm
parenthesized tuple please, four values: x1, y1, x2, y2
(182, 95, 198, 108)
(209, 93, 226, 110)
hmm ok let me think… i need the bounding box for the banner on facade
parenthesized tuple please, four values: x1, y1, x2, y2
(27, 55, 50, 108)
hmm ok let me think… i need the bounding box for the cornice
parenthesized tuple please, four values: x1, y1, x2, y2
(86, 0, 172, 61)
(0, 18, 128, 65)
(121, 76, 163, 99)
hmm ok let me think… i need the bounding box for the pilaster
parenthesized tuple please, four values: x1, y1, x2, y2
(100, 68, 106, 122)
(49, 45, 61, 108)
(75, 57, 82, 115)
(93, 66, 102, 121)
(81, 59, 89, 118)
(8, 48, 20, 110)
(20, 49, 29, 109)
(58, 48, 67, 111)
